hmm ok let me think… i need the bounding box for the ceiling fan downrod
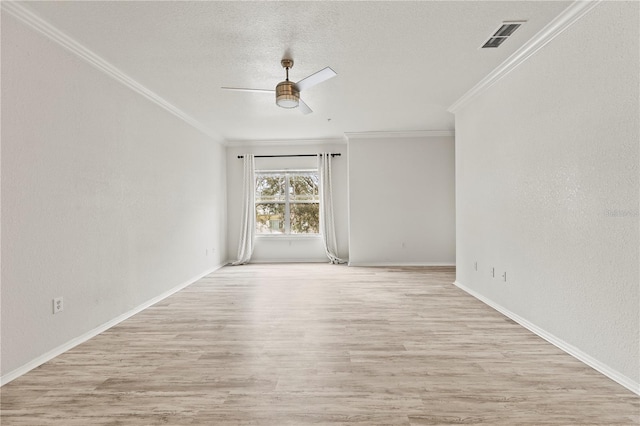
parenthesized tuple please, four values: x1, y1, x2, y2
(276, 59, 299, 108)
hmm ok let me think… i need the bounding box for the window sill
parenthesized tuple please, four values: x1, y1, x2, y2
(256, 234, 322, 240)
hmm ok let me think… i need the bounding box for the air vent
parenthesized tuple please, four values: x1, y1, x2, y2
(481, 21, 525, 48)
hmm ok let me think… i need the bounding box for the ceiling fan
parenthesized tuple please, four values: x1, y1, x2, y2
(221, 59, 337, 115)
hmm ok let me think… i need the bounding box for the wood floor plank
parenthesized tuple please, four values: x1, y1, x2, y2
(1, 264, 638, 425)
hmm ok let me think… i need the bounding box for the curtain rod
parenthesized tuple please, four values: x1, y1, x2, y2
(237, 153, 341, 159)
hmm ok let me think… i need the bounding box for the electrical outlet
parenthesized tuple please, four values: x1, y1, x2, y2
(53, 297, 63, 314)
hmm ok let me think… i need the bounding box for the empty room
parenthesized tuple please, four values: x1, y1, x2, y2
(1, 1, 638, 424)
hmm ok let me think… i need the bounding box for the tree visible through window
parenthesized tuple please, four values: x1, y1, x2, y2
(255, 171, 319, 234)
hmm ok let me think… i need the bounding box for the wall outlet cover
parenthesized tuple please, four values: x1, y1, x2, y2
(53, 297, 64, 314)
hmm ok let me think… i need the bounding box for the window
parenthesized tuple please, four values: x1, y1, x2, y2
(255, 171, 319, 234)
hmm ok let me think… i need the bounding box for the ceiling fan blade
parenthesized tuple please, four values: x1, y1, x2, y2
(298, 98, 313, 115)
(295, 67, 337, 92)
(221, 87, 274, 93)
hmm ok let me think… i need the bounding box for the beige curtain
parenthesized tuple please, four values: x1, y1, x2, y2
(318, 153, 345, 264)
(231, 154, 255, 265)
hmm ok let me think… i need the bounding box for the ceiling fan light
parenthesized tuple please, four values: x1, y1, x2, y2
(276, 94, 299, 108)
(275, 81, 299, 109)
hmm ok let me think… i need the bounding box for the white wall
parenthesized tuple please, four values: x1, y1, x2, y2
(1, 14, 227, 379)
(454, 2, 639, 391)
(226, 142, 348, 263)
(347, 135, 456, 266)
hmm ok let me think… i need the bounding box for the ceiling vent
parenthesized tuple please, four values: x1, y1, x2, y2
(481, 21, 525, 48)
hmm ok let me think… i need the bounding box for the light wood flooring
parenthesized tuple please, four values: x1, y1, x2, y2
(1, 264, 638, 425)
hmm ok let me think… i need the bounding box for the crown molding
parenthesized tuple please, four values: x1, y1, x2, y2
(448, 0, 602, 114)
(1, 1, 223, 143)
(344, 130, 454, 140)
(225, 137, 347, 147)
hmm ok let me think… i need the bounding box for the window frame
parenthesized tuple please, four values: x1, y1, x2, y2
(255, 169, 320, 236)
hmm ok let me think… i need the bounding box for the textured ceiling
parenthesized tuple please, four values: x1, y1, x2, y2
(23, 1, 571, 142)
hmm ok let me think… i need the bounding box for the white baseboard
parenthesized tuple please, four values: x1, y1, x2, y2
(348, 262, 456, 267)
(225, 257, 334, 264)
(0, 264, 225, 386)
(247, 258, 331, 264)
(454, 280, 640, 396)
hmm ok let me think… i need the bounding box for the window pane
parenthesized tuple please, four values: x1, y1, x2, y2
(256, 175, 285, 202)
(256, 203, 285, 234)
(255, 171, 320, 235)
(289, 174, 319, 202)
(290, 202, 319, 234)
